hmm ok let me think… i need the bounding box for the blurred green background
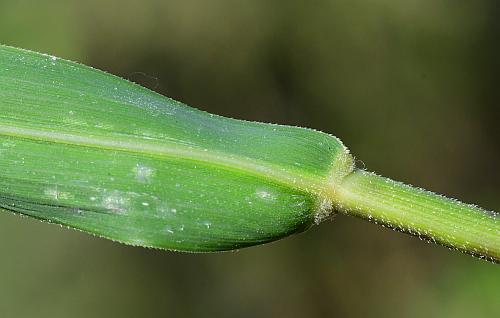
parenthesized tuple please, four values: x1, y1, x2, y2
(0, 0, 499, 317)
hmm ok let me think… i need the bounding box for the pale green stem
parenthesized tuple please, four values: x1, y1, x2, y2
(335, 169, 500, 263)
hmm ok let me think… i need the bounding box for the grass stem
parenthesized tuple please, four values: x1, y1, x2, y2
(336, 169, 499, 263)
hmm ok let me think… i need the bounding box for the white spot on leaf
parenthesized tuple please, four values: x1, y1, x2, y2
(44, 187, 72, 201)
(134, 164, 154, 183)
(102, 190, 130, 214)
(164, 226, 174, 234)
(256, 189, 276, 201)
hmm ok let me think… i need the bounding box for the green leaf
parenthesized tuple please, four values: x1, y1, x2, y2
(1, 45, 498, 262)
(0, 45, 354, 251)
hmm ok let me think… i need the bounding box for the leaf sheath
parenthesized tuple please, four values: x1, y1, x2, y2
(336, 170, 499, 262)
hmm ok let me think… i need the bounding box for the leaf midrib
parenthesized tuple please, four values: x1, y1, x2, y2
(0, 123, 326, 193)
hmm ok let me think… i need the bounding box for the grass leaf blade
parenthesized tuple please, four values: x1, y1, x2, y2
(0, 45, 353, 251)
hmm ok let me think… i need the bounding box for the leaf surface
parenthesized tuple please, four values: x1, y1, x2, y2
(0, 45, 353, 251)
